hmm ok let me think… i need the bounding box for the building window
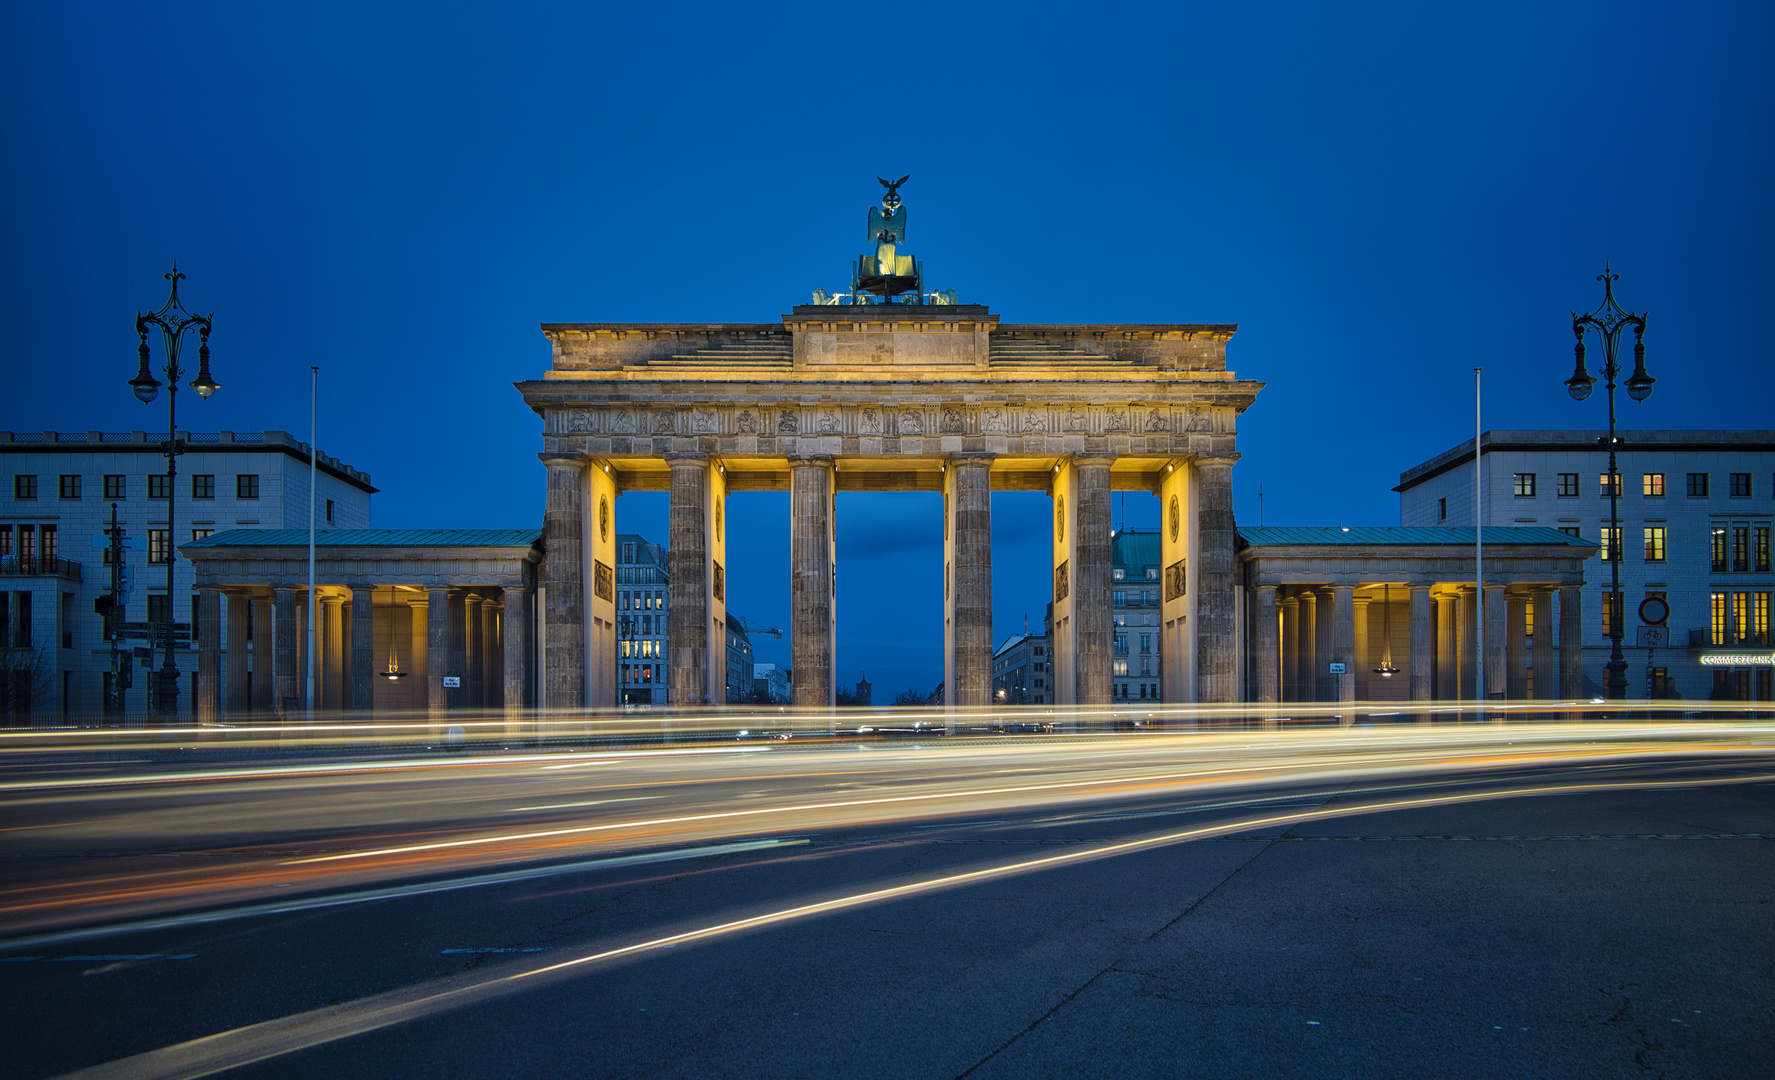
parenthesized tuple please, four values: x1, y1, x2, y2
(191, 474, 214, 500)
(1557, 473, 1580, 497)
(1599, 526, 1620, 561)
(103, 475, 126, 499)
(1733, 526, 1750, 572)
(147, 529, 171, 564)
(1757, 526, 1771, 573)
(1712, 528, 1728, 572)
(1139, 633, 1151, 653)
(1688, 473, 1709, 498)
(147, 594, 171, 625)
(236, 474, 259, 500)
(1602, 591, 1622, 637)
(1730, 473, 1752, 498)
(1731, 592, 1750, 645)
(1112, 659, 1128, 677)
(1146, 568, 1159, 580)
(1437, 497, 1447, 521)
(191, 529, 213, 542)
(1642, 473, 1664, 497)
(148, 474, 171, 500)
(13, 475, 37, 500)
(1711, 592, 1726, 646)
(1513, 473, 1536, 497)
(1754, 592, 1771, 646)
(1559, 526, 1582, 538)
(1599, 473, 1621, 497)
(1139, 656, 1152, 676)
(325, 499, 335, 524)
(1643, 527, 1666, 562)
(58, 475, 81, 500)
(1113, 590, 1127, 607)
(40, 525, 56, 561)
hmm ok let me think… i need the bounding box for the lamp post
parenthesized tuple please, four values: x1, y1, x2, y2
(129, 265, 218, 721)
(1566, 263, 1651, 701)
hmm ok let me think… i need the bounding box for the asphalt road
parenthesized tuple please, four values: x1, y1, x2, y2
(2, 729, 1772, 1078)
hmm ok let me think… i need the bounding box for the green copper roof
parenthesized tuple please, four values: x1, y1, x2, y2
(184, 529, 541, 549)
(1238, 526, 1595, 548)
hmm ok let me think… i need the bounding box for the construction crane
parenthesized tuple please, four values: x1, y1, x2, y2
(737, 616, 783, 639)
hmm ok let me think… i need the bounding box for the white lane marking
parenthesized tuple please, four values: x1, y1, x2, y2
(0, 838, 804, 954)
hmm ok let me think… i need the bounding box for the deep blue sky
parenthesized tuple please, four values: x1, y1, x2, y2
(5, 3, 1771, 697)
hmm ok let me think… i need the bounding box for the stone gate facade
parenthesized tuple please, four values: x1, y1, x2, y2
(515, 306, 1263, 709)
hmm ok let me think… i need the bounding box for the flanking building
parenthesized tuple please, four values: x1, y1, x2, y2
(991, 633, 1051, 705)
(1, 429, 374, 721)
(1112, 529, 1163, 701)
(1397, 431, 1774, 701)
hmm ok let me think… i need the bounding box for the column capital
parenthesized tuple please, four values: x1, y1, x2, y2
(1193, 454, 1241, 470)
(787, 453, 834, 467)
(946, 452, 996, 466)
(663, 450, 708, 464)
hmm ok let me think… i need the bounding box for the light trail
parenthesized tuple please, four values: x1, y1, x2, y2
(46, 770, 1773, 1080)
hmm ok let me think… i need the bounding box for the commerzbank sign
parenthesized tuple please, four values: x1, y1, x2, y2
(1698, 651, 1775, 667)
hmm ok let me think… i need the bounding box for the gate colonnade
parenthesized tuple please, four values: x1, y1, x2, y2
(183, 530, 540, 723)
(1237, 526, 1598, 705)
(517, 305, 1264, 710)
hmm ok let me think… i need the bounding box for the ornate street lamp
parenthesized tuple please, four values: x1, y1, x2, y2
(1567, 264, 1649, 701)
(130, 265, 217, 721)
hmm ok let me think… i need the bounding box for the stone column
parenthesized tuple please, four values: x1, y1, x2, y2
(667, 453, 712, 707)
(253, 598, 274, 711)
(1073, 456, 1115, 705)
(449, 592, 468, 713)
(1558, 586, 1584, 699)
(1408, 585, 1433, 703)
(1506, 592, 1530, 700)
(350, 587, 374, 711)
(1192, 456, 1238, 703)
(1331, 586, 1356, 706)
(1531, 588, 1555, 700)
(1298, 592, 1318, 702)
(1436, 593, 1457, 701)
(503, 589, 529, 716)
(1314, 588, 1334, 702)
(427, 587, 449, 724)
(540, 455, 585, 711)
(1353, 595, 1371, 701)
(1254, 585, 1280, 703)
(1158, 457, 1192, 704)
(789, 455, 835, 708)
(409, 593, 429, 714)
(944, 454, 994, 712)
(196, 587, 221, 724)
(225, 595, 250, 716)
(1484, 585, 1507, 701)
(1459, 587, 1478, 699)
(1279, 594, 1299, 702)
(481, 600, 497, 710)
(464, 595, 483, 711)
(273, 587, 298, 716)
(322, 596, 345, 713)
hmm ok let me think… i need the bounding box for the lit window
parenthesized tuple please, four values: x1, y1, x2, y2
(1712, 528, 1728, 571)
(1113, 568, 1124, 580)
(1711, 592, 1726, 645)
(1599, 526, 1620, 561)
(1112, 660, 1128, 676)
(1688, 473, 1709, 498)
(1731, 592, 1749, 644)
(191, 529, 213, 542)
(1755, 592, 1771, 646)
(1602, 591, 1622, 637)
(1730, 473, 1752, 498)
(1642, 473, 1664, 497)
(1643, 527, 1665, 562)
(1557, 474, 1580, 497)
(148, 528, 171, 564)
(1599, 473, 1621, 497)
(1513, 473, 1536, 497)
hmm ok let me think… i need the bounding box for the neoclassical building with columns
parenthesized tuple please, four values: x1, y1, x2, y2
(516, 306, 1262, 709)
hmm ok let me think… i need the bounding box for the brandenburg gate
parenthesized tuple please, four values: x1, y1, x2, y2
(515, 179, 1264, 709)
